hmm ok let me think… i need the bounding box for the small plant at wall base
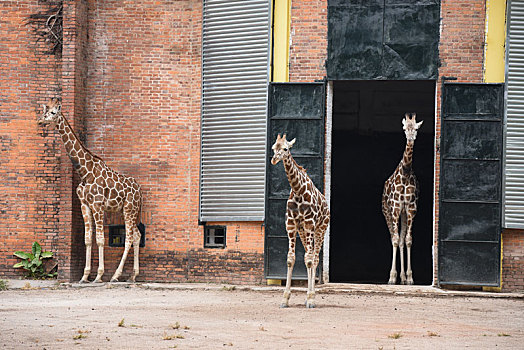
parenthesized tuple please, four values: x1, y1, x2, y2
(13, 242, 57, 279)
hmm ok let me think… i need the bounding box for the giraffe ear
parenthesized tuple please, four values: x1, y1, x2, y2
(288, 138, 296, 148)
(416, 120, 423, 129)
(402, 118, 406, 126)
(42, 104, 47, 113)
(57, 104, 61, 113)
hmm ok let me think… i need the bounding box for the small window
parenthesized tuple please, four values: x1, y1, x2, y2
(108, 224, 146, 248)
(204, 225, 226, 248)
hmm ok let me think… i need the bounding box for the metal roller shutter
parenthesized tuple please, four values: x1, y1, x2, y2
(505, 1, 524, 228)
(200, 0, 271, 222)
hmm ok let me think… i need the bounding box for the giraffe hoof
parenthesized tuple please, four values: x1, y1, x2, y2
(110, 277, 119, 283)
(279, 303, 289, 308)
(93, 278, 103, 283)
(126, 277, 136, 283)
(78, 278, 89, 284)
(306, 302, 316, 309)
(388, 279, 396, 285)
(406, 279, 414, 285)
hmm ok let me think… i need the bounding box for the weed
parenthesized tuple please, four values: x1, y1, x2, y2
(0, 279, 8, 291)
(130, 324, 143, 328)
(498, 333, 511, 337)
(73, 330, 90, 341)
(13, 242, 56, 279)
(427, 331, 440, 337)
(118, 318, 125, 327)
(163, 332, 185, 340)
(222, 285, 236, 291)
(170, 322, 180, 330)
(388, 332, 402, 339)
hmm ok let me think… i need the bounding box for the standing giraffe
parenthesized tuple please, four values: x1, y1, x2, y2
(38, 98, 143, 283)
(271, 134, 330, 308)
(382, 113, 423, 285)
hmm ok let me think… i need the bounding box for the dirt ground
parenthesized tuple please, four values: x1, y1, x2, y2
(0, 283, 523, 350)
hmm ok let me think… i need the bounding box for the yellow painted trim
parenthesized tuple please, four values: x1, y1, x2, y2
(483, 233, 503, 292)
(272, 0, 291, 82)
(484, 0, 507, 83)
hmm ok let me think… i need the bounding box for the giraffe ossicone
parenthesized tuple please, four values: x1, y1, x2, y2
(382, 113, 422, 285)
(271, 134, 330, 308)
(39, 98, 144, 283)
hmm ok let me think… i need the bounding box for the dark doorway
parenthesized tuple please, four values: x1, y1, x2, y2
(329, 80, 435, 285)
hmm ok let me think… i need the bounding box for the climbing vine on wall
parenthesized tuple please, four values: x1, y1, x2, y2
(26, 1, 63, 56)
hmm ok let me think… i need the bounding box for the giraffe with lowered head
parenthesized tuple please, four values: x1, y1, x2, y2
(271, 134, 330, 308)
(38, 98, 143, 283)
(382, 113, 423, 285)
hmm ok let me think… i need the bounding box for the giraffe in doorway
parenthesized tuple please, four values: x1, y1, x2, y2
(382, 113, 423, 285)
(271, 134, 330, 308)
(38, 98, 143, 283)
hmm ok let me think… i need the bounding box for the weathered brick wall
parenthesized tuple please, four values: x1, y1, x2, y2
(80, 0, 264, 284)
(502, 230, 524, 292)
(0, 0, 265, 284)
(289, 0, 327, 82)
(0, 1, 62, 278)
(434, 0, 487, 284)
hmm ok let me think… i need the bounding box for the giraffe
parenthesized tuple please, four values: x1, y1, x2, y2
(271, 134, 330, 308)
(382, 113, 423, 285)
(38, 98, 143, 283)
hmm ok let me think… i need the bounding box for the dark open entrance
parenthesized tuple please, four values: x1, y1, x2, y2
(330, 80, 435, 285)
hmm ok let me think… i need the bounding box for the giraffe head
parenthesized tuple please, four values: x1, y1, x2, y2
(271, 134, 296, 165)
(402, 113, 423, 142)
(38, 98, 62, 127)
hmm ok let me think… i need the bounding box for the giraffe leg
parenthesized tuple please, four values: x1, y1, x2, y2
(79, 201, 93, 283)
(111, 218, 134, 282)
(304, 228, 315, 308)
(306, 222, 328, 309)
(127, 224, 141, 282)
(405, 213, 415, 285)
(388, 216, 400, 284)
(399, 211, 407, 285)
(281, 215, 296, 308)
(92, 209, 105, 283)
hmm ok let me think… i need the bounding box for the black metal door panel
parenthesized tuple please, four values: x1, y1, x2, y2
(327, 0, 440, 80)
(438, 83, 503, 286)
(265, 82, 325, 279)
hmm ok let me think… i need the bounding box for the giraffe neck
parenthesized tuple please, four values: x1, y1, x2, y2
(56, 112, 91, 179)
(401, 139, 415, 172)
(282, 153, 306, 195)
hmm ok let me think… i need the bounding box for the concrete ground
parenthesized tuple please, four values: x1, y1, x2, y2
(0, 280, 523, 349)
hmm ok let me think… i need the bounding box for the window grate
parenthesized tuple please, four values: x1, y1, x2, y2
(108, 224, 146, 248)
(204, 225, 226, 249)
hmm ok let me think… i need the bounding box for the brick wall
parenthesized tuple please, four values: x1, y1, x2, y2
(502, 230, 524, 292)
(0, 1, 62, 278)
(434, 0, 487, 284)
(289, 0, 327, 82)
(78, 0, 263, 284)
(0, 0, 266, 284)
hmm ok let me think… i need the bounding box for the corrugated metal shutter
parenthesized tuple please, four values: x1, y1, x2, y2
(200, 0, 270, 222)
(505, 1, 524, 228)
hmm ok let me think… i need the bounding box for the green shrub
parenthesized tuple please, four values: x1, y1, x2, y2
(0, 279, 8, 291)
(13, 242, 56, 279)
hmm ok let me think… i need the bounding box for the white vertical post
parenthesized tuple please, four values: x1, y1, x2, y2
(323, 81, 333, 283)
